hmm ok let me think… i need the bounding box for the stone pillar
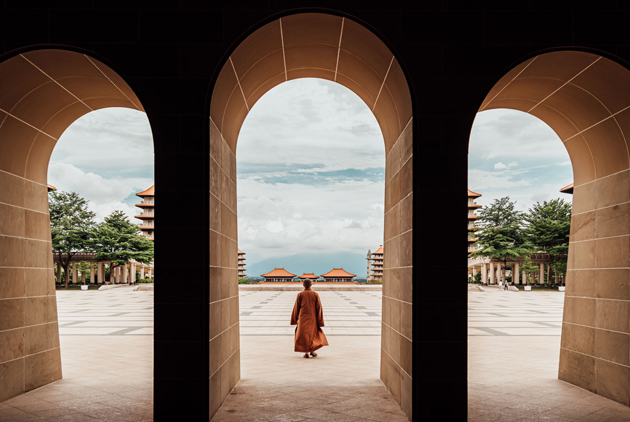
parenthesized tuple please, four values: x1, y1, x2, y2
(481, 264, 487, 285)
(472, 266, 477, 280)
(140, 265, 145, 280)
(539, 263, 545, 285)
(90, 264, 95, 284)
(81, 270, 86, 284)
(97, 262, 105, 284)
(56, 262, 62, 284)
(72, 264, 79, 285)
(489, 262, 495, 285)
(130, 263, 136, 284)
(514, 262, 519, 285)
(122, 264, 128, 284)
(148, 268, 152, 279)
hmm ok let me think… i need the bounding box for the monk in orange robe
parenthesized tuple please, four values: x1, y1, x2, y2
(290, 279, 328, 358)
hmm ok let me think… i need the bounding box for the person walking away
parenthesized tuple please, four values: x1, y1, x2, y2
(291, 279, 329, 358)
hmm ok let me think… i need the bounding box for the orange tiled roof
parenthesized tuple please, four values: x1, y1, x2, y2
(298, 273, 319, 279)
(373, 245, 384, 255)
(47, 184, 57, 191)
(321, 268, 356, 278)
(468, 189, 481, 198)
(238, 248, 245, 254)
(560, 183, 574, 194)
(136, 185, 155, 197)
(261, 268, 296, 278)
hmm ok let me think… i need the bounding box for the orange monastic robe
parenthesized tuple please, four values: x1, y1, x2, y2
(290, 287, 329, 353)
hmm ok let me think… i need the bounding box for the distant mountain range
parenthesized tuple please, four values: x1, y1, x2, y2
(246, 252, 370, 278)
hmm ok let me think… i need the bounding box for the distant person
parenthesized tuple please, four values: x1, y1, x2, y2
(498, 280, 503, 290)
(505, 280, 509, 291)
(291, 279, 328, 358)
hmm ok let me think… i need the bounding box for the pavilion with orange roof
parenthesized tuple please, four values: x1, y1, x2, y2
(298, 273, 319, 281)
(261, 268, 296, 282)
(320, 268, 356, 283)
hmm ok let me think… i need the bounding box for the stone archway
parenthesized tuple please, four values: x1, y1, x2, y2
(0, 48, 146, 402)
(208, 12, 413, 419)
(479, 50, 630, 406)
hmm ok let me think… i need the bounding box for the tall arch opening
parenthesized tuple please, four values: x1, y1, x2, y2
(209, 12, 413, 419)
(0, 48, 148, 402)
(476, 50, 630, 407)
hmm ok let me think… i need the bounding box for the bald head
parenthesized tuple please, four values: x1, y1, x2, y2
(303, 279, 312, 289)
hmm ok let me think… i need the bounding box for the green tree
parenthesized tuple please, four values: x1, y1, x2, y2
(524, 198, 572, 285)
(93, 211, 154, 281)
(49, 191, 96, 288)
(470, 197, 533, 281)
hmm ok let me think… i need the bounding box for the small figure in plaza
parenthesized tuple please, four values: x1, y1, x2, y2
(498, 280, 503, 290)
(504, 280, 509, 291)
(291, 279, 328, 358)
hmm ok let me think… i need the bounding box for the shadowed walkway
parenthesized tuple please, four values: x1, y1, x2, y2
(215, 336, 408, 421)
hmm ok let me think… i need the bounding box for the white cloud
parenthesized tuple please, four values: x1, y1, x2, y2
(52, 108, 153, 179)
(237, 178, 384, 262)
(237, 79, 385, 171)
(494, 162, 507, 170)
(470, 109, 568, 160)
(48, 162, 152, 222)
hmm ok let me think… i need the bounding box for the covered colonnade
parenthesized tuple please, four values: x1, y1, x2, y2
(3, 4, 630, 421)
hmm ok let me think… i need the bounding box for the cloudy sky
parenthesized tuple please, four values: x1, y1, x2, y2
(49, 79, 573, 266)
(48, 108, 154, 222)
(236, 79, 385, 262)
(469, 109, 573, 211)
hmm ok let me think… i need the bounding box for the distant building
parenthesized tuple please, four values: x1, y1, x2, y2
(47, 184, 56, 192)
(261, 268, 296, 282)
(468, 189, 482, 253)
(238, 249, 246, 277)
(321, 268, 356, 282)
(135, 185, 155, 240)
(367, 245, 384, 283)
(298, 273, 319, 282)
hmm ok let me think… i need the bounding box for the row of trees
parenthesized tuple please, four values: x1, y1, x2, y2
(50, 190, 154, 288)
(469, 197, 571, 284)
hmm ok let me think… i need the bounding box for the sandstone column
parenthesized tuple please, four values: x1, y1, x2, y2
(489, 262, 495, 285)
(514, 262, 519, 285)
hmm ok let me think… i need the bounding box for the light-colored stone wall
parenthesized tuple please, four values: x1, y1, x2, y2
(208, 119, 241, 416)
(561, 170, 630, 405)
(0, 172, 61, 402)
(381, 119, 413, 419)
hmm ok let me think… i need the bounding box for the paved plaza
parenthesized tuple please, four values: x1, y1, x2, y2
(2, 286, 630, 420)
(469, 287, 630, 421)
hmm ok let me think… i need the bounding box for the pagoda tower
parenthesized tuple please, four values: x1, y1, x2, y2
(135, 185, 155, 240)
(468, 189, 482, 253)
(238, 249, 246, 277)
(368, 245, 384, 283)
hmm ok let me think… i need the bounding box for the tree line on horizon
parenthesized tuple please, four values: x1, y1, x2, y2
(49, 190, 154, 288)
(469, 196, 572, 284)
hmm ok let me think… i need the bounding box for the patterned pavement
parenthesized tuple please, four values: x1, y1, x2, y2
(4, 286, 630, 421)
(239, 290, 382, 336)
